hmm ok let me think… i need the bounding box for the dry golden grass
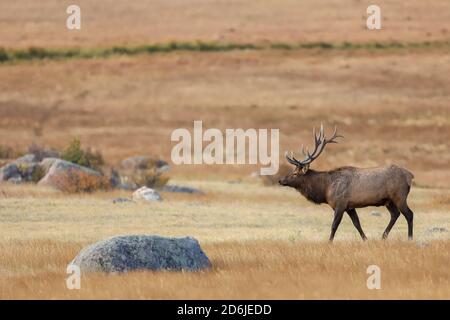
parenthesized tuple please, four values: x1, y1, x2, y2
(0, 180, 449, 299)
(1, 239, 449, 299)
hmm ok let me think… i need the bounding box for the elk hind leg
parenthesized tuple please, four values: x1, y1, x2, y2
(397, 201, 414, 240)
(383, 202, 400, 240)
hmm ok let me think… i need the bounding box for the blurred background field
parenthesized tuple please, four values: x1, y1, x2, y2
(0, 0, 449, 299)
(1, 0, 450, 48)
(1, 48, 449, 186)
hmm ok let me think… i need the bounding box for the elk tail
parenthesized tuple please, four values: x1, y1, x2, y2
(403, 168, 414, 187)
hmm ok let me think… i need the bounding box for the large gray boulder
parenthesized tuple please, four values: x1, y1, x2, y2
(39, 157, 60, 173)
(38, 159, 101, 189)
(70, 235, 211, 273)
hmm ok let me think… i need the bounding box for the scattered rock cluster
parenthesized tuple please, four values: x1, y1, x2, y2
(1, 152, 203, 202)
(0, 154, 102, 187)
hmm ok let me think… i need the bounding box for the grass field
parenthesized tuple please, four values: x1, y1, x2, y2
(0, 0, 449, 300)
(0, 181, 449, 299)
(2, 240, 449, 299)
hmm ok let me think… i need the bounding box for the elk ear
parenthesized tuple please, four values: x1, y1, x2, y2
(301, 164, 309, 174)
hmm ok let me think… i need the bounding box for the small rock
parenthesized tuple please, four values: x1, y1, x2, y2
(371, 211, 382, 217)
(112, 197, 133, 204)
(70, 235, 211, 273)
(0, 159, 43, 183)
(0, 163, 19, 181)
(15, 154, 37, 164)
(426, 227, 448, 234)
(7, 174, 22, 184)
(163, 185, 203, 194)
(132, 186, 162, 202)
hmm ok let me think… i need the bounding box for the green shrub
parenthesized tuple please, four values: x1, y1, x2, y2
(31, 165, 46, 183)
(60, 138, 105, 171)
(0, 48, 9, 62)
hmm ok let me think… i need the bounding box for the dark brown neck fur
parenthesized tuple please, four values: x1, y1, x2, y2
(291, 169, 330, 204)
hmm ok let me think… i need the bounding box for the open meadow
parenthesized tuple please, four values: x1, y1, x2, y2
(0, 0, 449, 300)
(0, 181, 449, 299)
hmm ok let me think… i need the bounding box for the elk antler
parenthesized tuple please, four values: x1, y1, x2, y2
(285, 124, 343, 167)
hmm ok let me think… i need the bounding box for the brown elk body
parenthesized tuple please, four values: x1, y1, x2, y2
(279, 125, 415, 241)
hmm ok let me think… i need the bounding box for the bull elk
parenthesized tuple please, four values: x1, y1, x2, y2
(279, 125, 415, 241)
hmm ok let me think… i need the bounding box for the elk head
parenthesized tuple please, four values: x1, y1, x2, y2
(279, 124, 343, 187)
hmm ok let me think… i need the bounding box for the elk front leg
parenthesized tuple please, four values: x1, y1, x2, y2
(329, 208, 345, 242)
(347, 209, 367, 241)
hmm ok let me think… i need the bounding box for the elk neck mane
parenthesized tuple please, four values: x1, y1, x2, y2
(292, 168, 340, 204)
